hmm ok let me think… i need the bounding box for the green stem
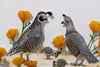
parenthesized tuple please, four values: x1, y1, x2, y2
(89, 42, 93, 49)
(21, 22, 31, 36)
(90, 36, 99, 49)
(88, 33, 97, 49)
(0, 57, 1, 60)
(91, 48, 97, 52)
(18, 65, 20, 67)
(24, 22, 31, 29)
(60, 48, 62, 52)
(12, 39, 15, 45)
(88, 33, 94, 48)
(21, 23, 24, 36)
(93, 50, 98, 55)
(88, 40, 92, 48)
(9, 40, 12, 44)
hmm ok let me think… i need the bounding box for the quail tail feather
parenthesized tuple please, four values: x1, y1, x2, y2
(85, 52, 98, 63)
(6, 48, 15, 56)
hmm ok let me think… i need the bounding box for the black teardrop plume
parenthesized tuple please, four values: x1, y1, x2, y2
(62, 14, 66, 17)
(47, 12, 52, 16)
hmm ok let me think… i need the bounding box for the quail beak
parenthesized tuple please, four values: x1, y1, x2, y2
(43, 15, 47, 20)
(42, 15, 48, 23)
(42, 16, 49, 24)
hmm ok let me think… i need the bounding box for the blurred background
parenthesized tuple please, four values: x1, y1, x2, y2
(0, 0, 100, 52)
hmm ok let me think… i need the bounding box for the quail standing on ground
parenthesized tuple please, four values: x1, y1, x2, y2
(7, 11, 53, 61)
(43, 47, 61, 59)
(61, 14, 98, 66)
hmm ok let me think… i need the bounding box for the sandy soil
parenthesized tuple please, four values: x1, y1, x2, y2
(0, 53, 100, 67)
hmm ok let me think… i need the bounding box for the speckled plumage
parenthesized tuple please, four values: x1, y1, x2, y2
(43, 47, 53, 59)
(43, 47, 52, 54)
(57, 59, 67, 67)
(61, 14, 98, 66)
(7, 11, 53, 56)
(43, 47, 61, 59)
(53, 59, 67, 67)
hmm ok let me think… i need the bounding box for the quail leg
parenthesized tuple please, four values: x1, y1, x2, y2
(70, 59, 85, 66)
(26, 52, 30, 61)
(70, 59, 79, 66)
(46, 55, 51, 59)
(78, 60, 85, 66)
(53, 61, 57, 67)
(20, 52, 23, 58)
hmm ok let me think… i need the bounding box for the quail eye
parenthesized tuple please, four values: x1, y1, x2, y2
(40, 15, 43, 18)
(65, 19, 69, 23)
(42, 15, 44, 17)
(65, 20, 68, 21)
(55, 53, 57, 55)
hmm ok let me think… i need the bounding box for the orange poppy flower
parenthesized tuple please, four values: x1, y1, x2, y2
(12, 57, 25, 66)
(97, 37, 100, 48)
(98, 52, 100, 57)
(52, 35, 66, 48)
(18, 10, 32, 23)
(24, 60, 38, 67)
(89, 21, 100, 32)
(0, 47, 7, 57)
(6, 29, 18, 39)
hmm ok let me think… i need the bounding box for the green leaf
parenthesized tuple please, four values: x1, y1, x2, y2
(99, 32, 100, 36)
(91, 45, 97, 52)
(28, 22, 31, 25)
(0, 57, 1, 60)
(90, 34, 94, 40)
(60, 48, 62, 51)
(93, 50, 98, 55)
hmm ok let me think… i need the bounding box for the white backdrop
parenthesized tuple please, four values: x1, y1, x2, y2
(0, 0, 100, 51)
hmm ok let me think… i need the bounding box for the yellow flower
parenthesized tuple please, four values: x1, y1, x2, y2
(89, 21, 100, 32)
(12, 57, 25, 66)
(0, 47, 7, 57)
(6, 29, 18, 39)
(24, 60, 38, 67)
(98, 52, 100, 57)
(97, 37, 100, 48)
(18, 10, 32, 23)
(52, 35, 66, 48)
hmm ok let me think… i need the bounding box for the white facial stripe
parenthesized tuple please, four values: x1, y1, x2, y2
(37, 13, 47, 23)
(65, 19, 70, 22)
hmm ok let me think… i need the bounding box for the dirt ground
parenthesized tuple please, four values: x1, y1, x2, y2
(0, 53, 100, 67)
